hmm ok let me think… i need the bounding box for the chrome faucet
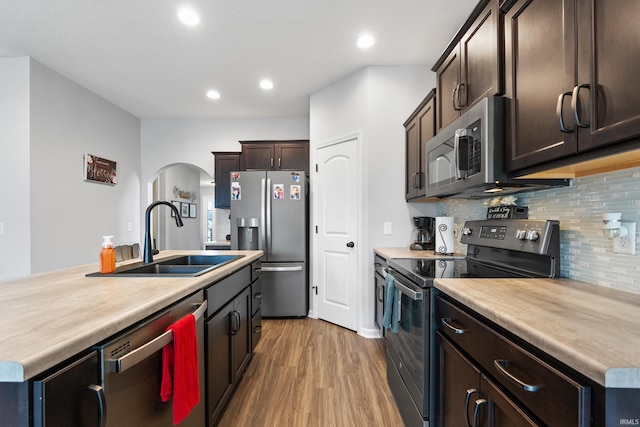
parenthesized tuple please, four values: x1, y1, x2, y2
(143, 201, 183, 263)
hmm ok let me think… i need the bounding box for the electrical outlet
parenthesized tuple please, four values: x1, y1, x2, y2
(613, 222, 636, 255)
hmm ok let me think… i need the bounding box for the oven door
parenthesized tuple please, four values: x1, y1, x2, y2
(385, 272, 430, 418)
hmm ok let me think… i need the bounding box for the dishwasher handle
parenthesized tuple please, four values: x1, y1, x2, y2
(110, 300, 207, 373)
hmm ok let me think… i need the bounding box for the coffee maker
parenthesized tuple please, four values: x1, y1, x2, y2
(410, 216, 435, 250)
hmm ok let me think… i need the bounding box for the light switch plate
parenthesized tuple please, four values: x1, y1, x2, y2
(383, 222, 392, 235)
(613, 222, 636, 255)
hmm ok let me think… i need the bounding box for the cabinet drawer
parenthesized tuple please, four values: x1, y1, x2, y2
(436, 296, 590, 427)
(251, 278, 262, 316)
(251, 308, 262, 352)
(205, 266, 251, 317)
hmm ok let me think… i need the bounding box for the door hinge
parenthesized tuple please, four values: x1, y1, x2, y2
(315, 164, 318, 172)
(312, 286, 318, 295)
(315, 225, 318, 234)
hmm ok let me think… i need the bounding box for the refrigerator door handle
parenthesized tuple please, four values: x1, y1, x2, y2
(260, 178, 267, 253)
(260, 266, 303, 272)
(265, 177, 272, 256)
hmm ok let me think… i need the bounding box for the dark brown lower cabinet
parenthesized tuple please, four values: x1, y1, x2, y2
(437, 333, 539, 427)
(436, 295, 591, 427)
(206, 287, 251, 427)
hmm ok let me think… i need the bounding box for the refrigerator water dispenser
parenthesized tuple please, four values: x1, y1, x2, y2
(237, 217, 259, 250)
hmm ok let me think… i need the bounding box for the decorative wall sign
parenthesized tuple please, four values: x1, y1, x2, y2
(172, 185, 198, 202)
(189, 203, 197, 218)
(84, 154, 117, 185)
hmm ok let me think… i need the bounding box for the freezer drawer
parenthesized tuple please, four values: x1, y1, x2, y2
(260, 262, 308, 317)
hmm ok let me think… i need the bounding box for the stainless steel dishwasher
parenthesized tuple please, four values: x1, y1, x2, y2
(96, 291, 206, 427)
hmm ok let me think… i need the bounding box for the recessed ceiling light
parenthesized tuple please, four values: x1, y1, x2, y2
(177, 7, 200, 26)
(260, 79, 274, 90)
(356, 34, 375, 49)
(206, 90, 221, 100)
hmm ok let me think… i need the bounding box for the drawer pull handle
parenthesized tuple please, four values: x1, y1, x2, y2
(465, 389, 480, 427)
(441, 318, 467, 334)
(473, 398, 487, 427)
(493, 359, 539, 392)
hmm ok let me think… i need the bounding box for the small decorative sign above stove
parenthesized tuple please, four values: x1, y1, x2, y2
(486, 205, 528, 220)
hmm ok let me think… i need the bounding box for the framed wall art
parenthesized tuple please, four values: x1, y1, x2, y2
(84, 154, 117, 185)
(180, 202, 189, 218)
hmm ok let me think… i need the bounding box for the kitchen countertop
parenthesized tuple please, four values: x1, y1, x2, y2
(0, 250, 262, 382)
(374, 247, 465, 260)
(435, 277, 640, 389)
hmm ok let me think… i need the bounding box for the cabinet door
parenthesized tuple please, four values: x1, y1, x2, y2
(481, 375, 540, 427)
(275, 143, 309, 171)
(418, 96, 436, 195)
(213, 152, 241, 209)
(206, 303, 234, 427)
(232, 287, 252, 381)
(436, 47, 462, 132)
(374, 271, 385, 333)
(437, 333, 481, 427)
(460, 0, 501, 110)
(575, 0, 640, 152)
(32, 352, 103, 427)
(504, 0, 578, 171)
(404, 116, 420, 200)
(242, 143, 275, 170)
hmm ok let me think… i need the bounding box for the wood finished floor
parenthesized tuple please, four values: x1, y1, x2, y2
(217, 317, 403, 427)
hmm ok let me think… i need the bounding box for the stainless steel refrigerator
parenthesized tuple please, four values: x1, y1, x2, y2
(230, 170, 308, 317)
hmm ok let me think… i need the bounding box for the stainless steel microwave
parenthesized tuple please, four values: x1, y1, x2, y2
(424, 96, 570, 199)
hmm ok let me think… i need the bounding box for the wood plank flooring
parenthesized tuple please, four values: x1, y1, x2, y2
(217, 318, 403, 427)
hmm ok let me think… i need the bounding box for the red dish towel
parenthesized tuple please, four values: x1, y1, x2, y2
(160, 313, 200, 425)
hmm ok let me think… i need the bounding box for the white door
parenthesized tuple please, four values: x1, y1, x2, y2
(314, 134, 359, 331)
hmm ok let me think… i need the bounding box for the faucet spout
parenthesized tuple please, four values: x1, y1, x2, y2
(143, 201, 183, 263)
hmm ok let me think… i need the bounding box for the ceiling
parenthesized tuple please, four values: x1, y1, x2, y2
(0, 0, 478, 119)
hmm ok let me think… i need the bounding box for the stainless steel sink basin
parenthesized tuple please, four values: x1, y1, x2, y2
(87, 254, 244, 277)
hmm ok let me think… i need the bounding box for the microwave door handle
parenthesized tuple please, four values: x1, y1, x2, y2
(454, 131, 461, 179)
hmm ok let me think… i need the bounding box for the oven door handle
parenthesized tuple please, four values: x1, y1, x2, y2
(393, 280, 423, 301)
(109, 301, 207, 373)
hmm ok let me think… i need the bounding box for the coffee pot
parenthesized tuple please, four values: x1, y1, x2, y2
(410, 216, 435, 250)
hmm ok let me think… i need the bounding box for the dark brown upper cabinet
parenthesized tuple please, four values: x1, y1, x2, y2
(240, 140, 309, 172)
(404, 90, 436, 201)
(504, 0, 640, 173)
(212, 152, 241, 209)
(432, 0, 501, 133)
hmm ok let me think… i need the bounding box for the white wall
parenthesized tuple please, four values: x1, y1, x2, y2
(310, 66, 437, 336)
(158, 165, 202, 250)
(15, 59, 141, 275)
(140, 117, 309, 205)
(0, 58, 31, 280)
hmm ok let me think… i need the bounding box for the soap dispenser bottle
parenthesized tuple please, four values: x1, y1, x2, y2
(100, 235, 116, 274)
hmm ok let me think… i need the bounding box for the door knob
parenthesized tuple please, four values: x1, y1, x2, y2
(346, 242, 355, 248)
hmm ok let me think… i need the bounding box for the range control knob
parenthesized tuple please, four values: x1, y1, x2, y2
(515, 229, 528, 240)
(460, 227, 472, 236)
(526, 230, 540, 241)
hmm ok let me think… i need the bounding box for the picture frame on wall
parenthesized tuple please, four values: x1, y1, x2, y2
(171, 200, 180, 217)
(83, 154, 117, 185)
(180, 202, 189, 218)
(189, 203, 197, 218)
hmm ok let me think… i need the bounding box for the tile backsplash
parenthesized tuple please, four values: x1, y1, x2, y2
(437, 166, 640, 294)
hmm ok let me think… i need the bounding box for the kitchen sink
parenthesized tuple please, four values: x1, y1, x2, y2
(87, 254, 244, 277)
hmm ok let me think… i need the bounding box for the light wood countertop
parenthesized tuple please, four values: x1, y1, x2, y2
(374, 247, 465, 260)
(435, 277, 640, 388)
(0, 250, 262, 382)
